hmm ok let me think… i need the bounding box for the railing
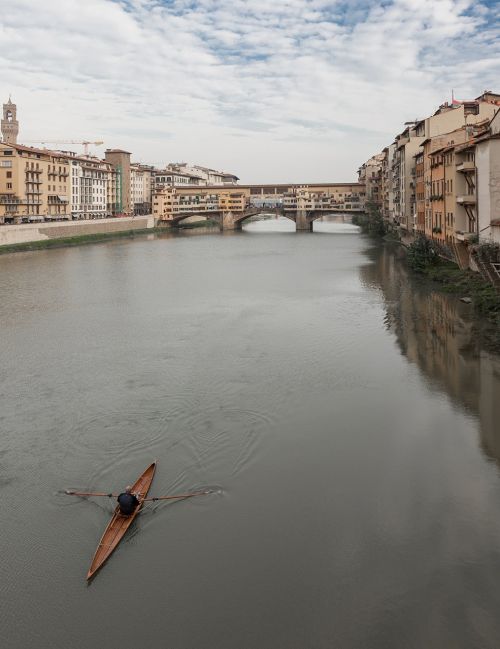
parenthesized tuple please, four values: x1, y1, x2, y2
(455, 231, 476, 241)
(456, 194, 476, 204)
(456, 161, 475, 172)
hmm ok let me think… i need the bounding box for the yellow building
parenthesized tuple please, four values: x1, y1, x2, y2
(153, 186, 249, 220)
(0, 142, 71, 223)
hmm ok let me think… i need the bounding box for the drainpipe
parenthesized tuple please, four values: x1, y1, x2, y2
(474, 158, 478, 237)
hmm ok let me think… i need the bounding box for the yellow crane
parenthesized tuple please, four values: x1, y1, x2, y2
(24, 140, 104, 155)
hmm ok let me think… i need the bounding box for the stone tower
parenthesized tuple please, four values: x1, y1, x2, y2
(1, 97, 19, 144)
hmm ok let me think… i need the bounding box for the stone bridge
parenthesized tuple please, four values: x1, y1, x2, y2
(163, 206, 362, 231)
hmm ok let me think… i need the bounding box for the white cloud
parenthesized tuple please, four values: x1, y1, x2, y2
(0, 0, 498, 181)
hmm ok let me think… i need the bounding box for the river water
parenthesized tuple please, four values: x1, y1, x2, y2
(1, 216, 500, 649)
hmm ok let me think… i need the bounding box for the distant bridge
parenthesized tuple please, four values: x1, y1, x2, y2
(166, 205, 362, 231)
(155, 182, 366, 232)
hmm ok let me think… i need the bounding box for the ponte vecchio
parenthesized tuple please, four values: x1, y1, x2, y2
(152, 182, 366, 231)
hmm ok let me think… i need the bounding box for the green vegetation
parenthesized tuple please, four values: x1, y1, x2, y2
(406, 235, 439, 272)
(0, 218, 222, 255)
(476, 241, 500, 264)
(352, 202, 389, 237)
(407, 235, 500, 322)
(0, 227, 166, 255)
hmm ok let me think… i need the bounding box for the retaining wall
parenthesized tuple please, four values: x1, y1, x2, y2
(0, 216, 155, 247)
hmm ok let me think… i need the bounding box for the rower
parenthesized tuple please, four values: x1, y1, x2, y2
(117, 485, 139, 515)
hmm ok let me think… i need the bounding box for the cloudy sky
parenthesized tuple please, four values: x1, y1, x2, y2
(1, 0, 499, 182)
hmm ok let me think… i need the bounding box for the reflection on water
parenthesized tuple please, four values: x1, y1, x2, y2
(242, 214, 360, 234)
(361, 244, 500, 465)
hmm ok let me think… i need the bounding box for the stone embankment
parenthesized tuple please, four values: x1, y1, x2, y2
(0, 216, 155, 247)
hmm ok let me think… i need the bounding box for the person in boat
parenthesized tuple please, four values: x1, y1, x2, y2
(117, 485, 140, 515)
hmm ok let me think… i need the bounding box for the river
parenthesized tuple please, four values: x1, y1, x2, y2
(1, 216, 500, 649)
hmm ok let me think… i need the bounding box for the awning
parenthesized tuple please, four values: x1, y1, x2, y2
(57, 195, 69, 202)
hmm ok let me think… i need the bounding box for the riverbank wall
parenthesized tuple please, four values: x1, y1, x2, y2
(0, 216, 155, 247)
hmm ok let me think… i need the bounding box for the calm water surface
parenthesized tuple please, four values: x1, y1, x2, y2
(1, 216, 500, 649)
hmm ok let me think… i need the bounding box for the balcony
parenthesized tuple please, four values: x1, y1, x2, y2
(456, 161, 475, 173)
(0, 195, 21, 204)
(455, 231, 476, 241)
(456, 194, 476, 205)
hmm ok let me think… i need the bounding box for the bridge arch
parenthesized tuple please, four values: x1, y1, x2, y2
(169, 211, 222, 227)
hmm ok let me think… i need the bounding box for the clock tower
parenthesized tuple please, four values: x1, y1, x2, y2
(1, 97, 19, 144)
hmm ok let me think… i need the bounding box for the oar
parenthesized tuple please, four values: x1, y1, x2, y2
(144, 490, 212, 502)
(65, 490, 117, 497)
(65, 489, 212, 500)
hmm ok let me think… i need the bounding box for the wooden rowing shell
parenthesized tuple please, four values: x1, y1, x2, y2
(86, 461, 156, 580)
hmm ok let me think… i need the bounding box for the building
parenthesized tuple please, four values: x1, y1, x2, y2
(1, 97, 19, 145)
(362, 93, 499, 234)
(167, 163, 239, 185)
(414, 150, 425, 233)
(67, 153, 113, 219)
(282, 187, 364, 212)
(381, 144, 396, 222)
(358, 153, 384, 208)
(104, 149, 132, 215)
(475, 108, 500, 244)
(0, 142, 71, 223)
(153, 169, 203, 189)
(394, 126, 425, 231)
(131, 164, 154, 215)
(152, 185, 248, 220)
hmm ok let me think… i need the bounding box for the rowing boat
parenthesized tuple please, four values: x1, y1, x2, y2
(86, 461, 156, 580)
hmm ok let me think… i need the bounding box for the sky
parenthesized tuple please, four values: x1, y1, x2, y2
(0, 0, 499, 183)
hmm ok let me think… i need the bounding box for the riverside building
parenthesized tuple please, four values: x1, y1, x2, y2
(360, 92, 500, 242)
(0, 142, 71, 224)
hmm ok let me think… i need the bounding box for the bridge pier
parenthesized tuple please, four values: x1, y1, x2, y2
(221, 211, 241, 230)
(295, 209, 313, 231)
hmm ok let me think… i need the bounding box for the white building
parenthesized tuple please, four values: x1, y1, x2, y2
(167, 163, 239, 185)
(153, 169, 203, 188)
(131, 164, 153, 215)
(476, 109, 500, 244)
(67, 155, 111, 219)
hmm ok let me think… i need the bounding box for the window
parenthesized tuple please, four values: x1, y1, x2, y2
(6, 171, 12, 178)
(7, 182, 12, 189)
(3, 150, 13, 156)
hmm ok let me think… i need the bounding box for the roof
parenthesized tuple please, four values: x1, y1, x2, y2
(473, 132, 500, 146)
(155, 169, 202, 180)
(105, 149, 131, 155)
(163, 182, 364, 191)
(0, 142, 58, 156)
(429, 141, 458, 155)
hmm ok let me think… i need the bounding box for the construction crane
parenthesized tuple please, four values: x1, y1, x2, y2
(24, 140, 104, 155)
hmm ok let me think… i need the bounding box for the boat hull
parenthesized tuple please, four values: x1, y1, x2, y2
(86, 462, 156, 580)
